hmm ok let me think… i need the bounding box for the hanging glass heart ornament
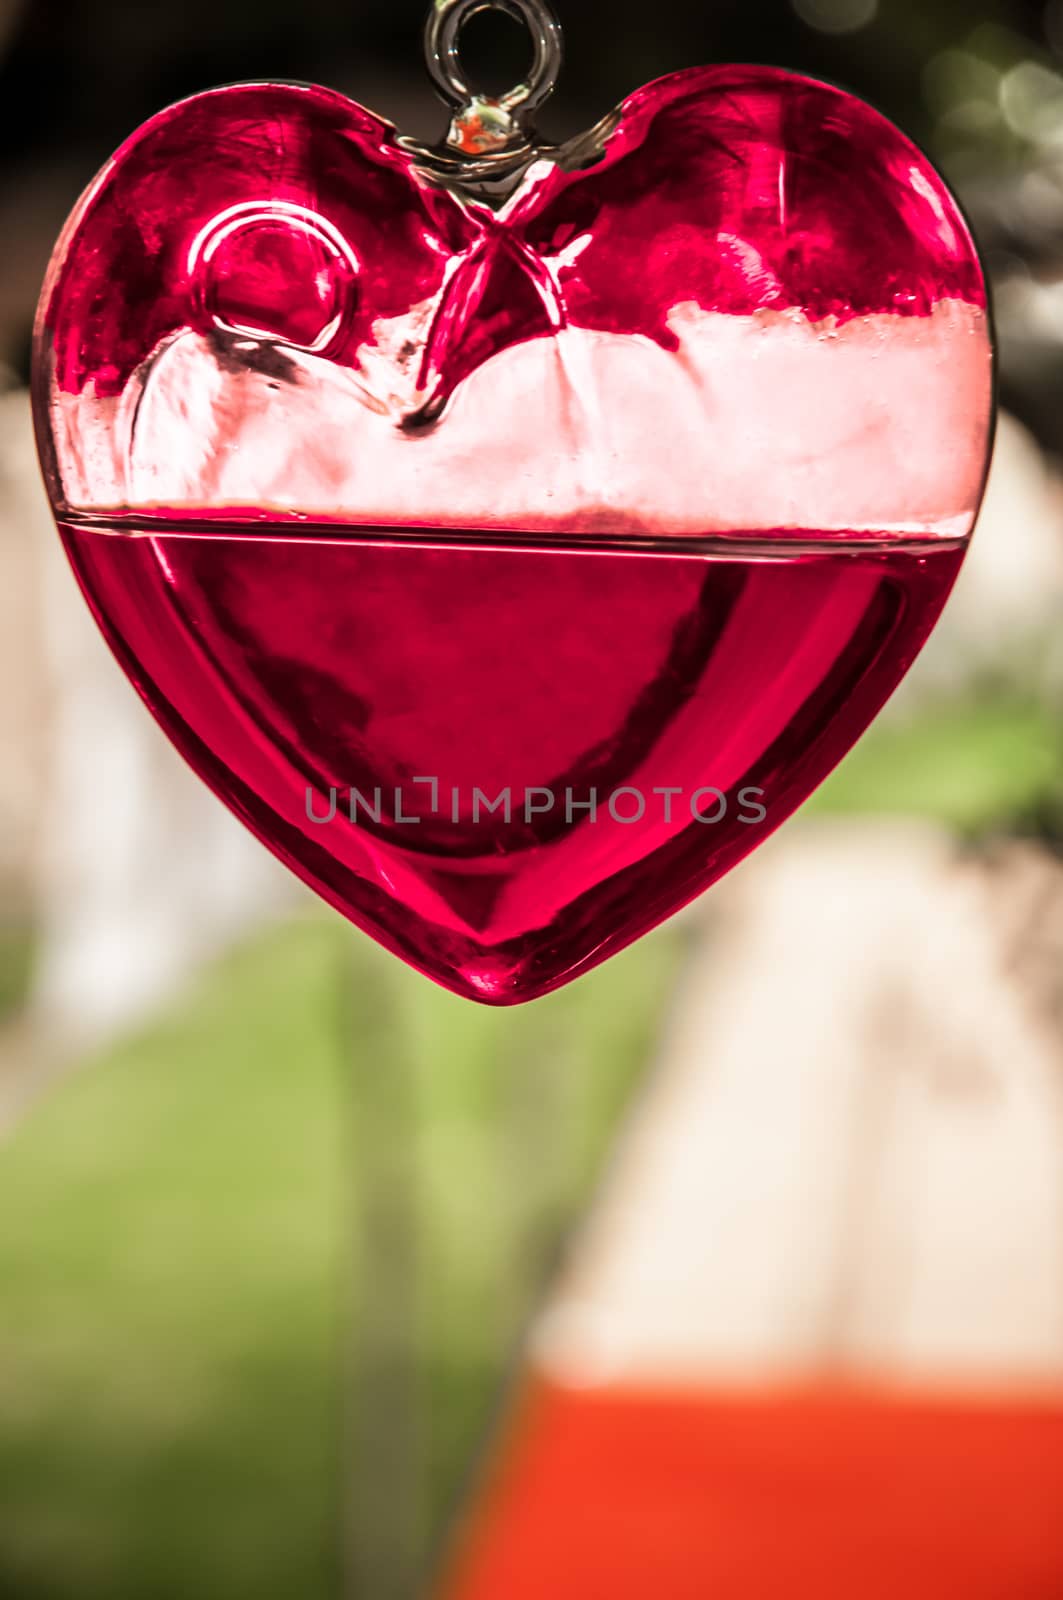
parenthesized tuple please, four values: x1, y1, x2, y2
(32, 0, 994, 1005)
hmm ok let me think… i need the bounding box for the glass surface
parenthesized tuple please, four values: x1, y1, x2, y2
(33, 68, 994, 1003)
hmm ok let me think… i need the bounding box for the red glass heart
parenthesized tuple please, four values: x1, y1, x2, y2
(32, 68, 993, 1004)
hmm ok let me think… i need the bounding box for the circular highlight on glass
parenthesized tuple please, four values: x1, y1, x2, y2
(188, 201, 359, 354)
(31, 10, 994, 1005)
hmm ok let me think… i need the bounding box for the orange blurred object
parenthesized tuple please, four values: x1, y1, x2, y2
(441, 1378, 1063, 1600)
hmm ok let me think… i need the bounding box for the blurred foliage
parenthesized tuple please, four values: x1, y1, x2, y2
(0, 917, 344, 1600)
(812, 697, 1063, 832)
(0, 915, 681, 1600)
(0, 919, 34, 1023)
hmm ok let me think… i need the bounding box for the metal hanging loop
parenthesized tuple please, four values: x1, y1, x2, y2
(425, 0, 563, 121)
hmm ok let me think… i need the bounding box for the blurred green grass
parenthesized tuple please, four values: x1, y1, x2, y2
(811, 697, 1062, 832)
(0, 915, 681, 1600)
(0, 920, 34, 1025)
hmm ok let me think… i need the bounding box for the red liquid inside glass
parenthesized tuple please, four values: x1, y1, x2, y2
(61, 523, 963, 1002)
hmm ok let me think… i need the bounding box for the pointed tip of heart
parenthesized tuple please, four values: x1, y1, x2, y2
(400, 940, 586, 1007)
(434, 959, 563, 1008)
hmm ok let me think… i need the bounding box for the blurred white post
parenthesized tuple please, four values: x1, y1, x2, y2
(0, 389, 296, 1044)
(536, 823, 1063, 1393)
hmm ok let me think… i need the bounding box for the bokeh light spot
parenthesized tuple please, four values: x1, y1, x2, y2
(792, 0, 878, 36)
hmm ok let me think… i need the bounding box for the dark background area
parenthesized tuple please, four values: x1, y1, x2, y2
(0, 0, 1016, 154)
